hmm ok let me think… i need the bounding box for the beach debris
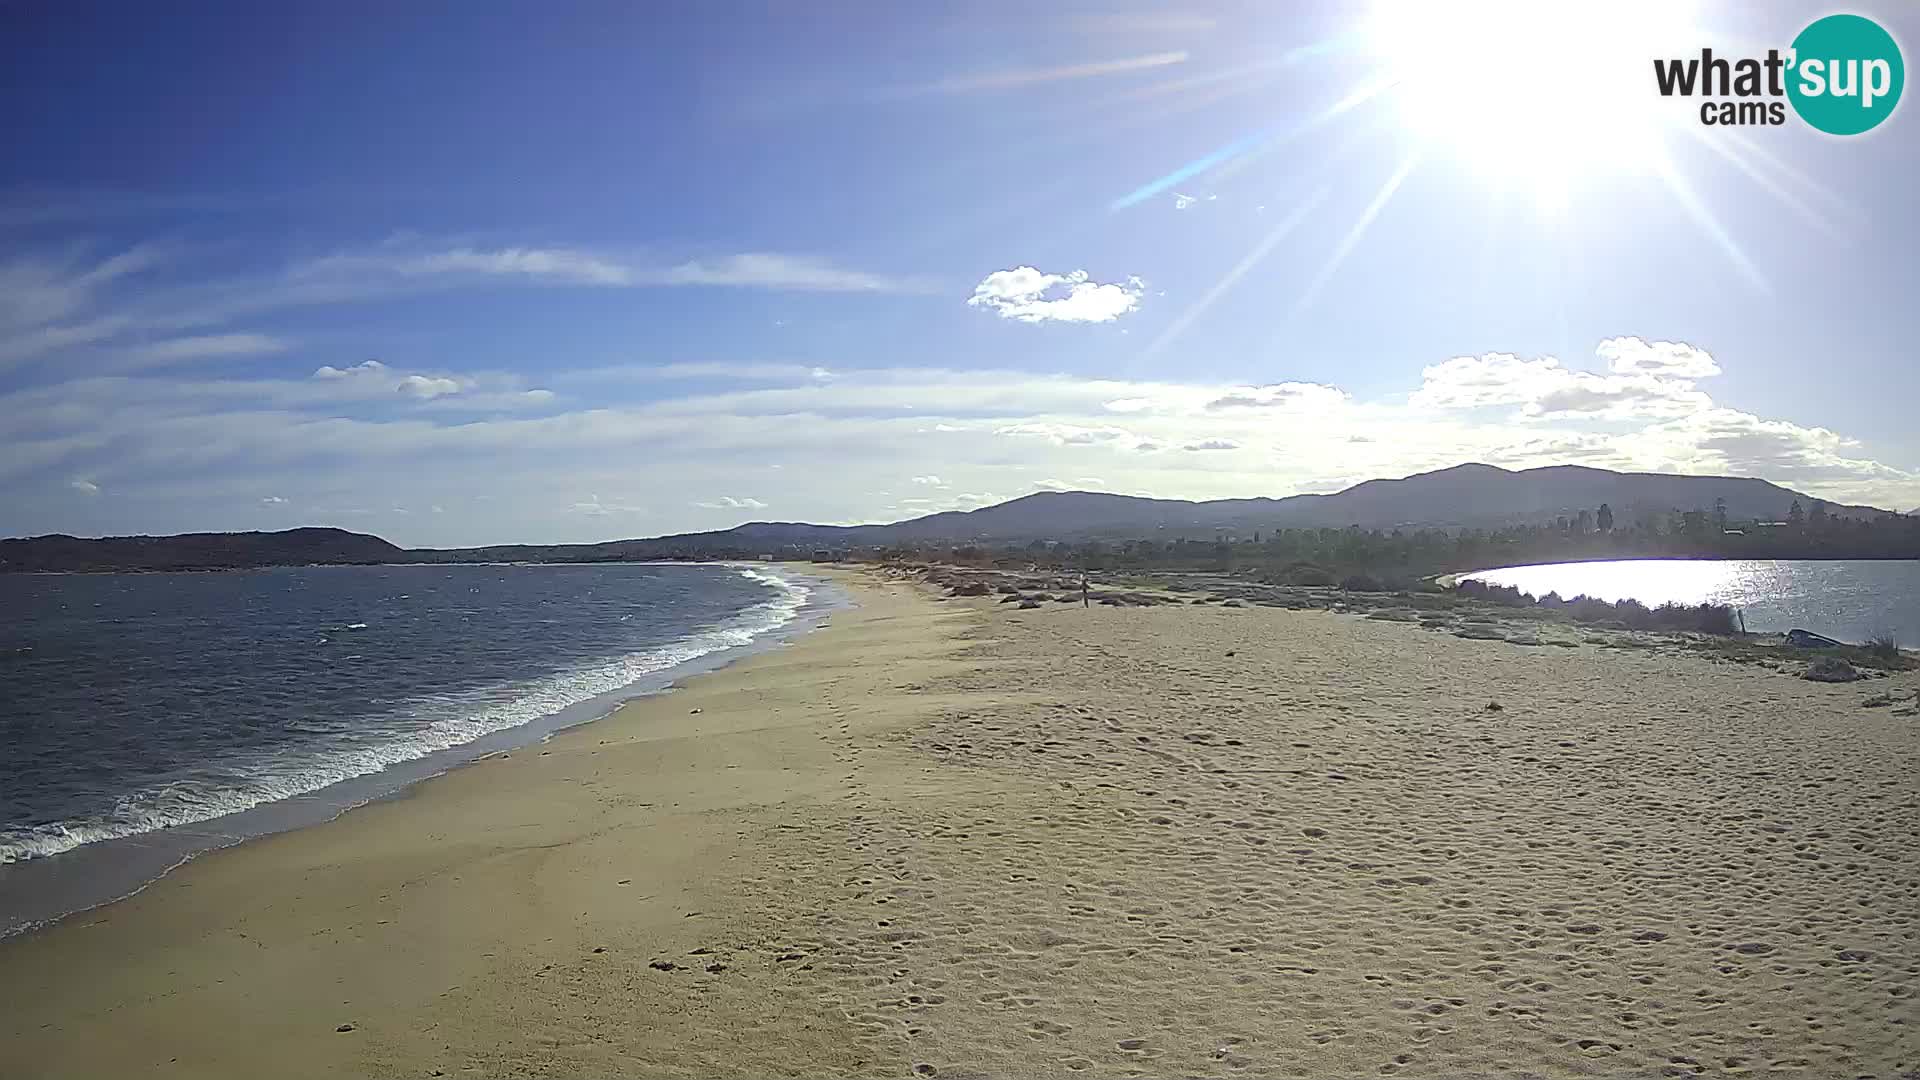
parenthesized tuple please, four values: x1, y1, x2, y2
(689, 708, 702, 714)
(1784, 628, 1846, 649)
(1483, 702, 1504, 713)
(1861, 693, 1898, 708)
(1224, 650, 1236, 657)
(1804, 657, 1861, 683)
(648, 959, 678, 971)
(335, 1023, 355, 1033)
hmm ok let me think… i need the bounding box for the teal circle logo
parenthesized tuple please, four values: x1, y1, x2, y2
(1787, 14, 1904, 135)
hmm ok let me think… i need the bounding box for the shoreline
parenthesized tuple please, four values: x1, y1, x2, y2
(5, 566, 1914, 1078)
(2, 565, 964, 1079)
(0, 561, 847, 940)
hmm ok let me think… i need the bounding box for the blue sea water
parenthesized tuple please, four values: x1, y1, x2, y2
(1461, 559, 1920, 644)
(0, 562, 832, 934)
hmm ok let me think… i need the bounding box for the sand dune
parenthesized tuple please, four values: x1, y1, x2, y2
(3, 568, 1915, 1078)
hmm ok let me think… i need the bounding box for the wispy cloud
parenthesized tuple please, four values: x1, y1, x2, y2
(0, 239, 932, 370)
(123, 333, 289, 365)
(654, 254, 933, 293)
(292, 245, 930, 295)
(694, 495, 768, 510)
(334, 246, 637, 286)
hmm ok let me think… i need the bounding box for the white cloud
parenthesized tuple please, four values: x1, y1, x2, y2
(1174, 193, 1197, 210)
(397, 374, 464, 399)
(1182, 438, 1241, 451)
(314, 360, 387, 380)
(968, 267, 1143, 323)
(69, 478, 99, 495)
(994, 422, 1137, 446)
(1410, 354, 1568, 409)
(1205, 383, 1348, 411)
(1528, 372, 1711, 420)
(313, 360, 513, 404)
(261, 495, 288, 505)
(6, 341, 1918, 543)
(1598, 336, 1721, 378)
(1414, 344, 1715, 421)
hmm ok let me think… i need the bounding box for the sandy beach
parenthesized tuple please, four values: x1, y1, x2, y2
(4, 567, 1916, 1078)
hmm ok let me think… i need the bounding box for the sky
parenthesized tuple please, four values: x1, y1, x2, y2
(3, 0, 1917, 546)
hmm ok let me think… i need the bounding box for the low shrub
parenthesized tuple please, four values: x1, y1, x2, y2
(1451, 579, 1739, 635)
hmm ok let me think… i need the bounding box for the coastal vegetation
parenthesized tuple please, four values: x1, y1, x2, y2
(918, 499, 1920, 586)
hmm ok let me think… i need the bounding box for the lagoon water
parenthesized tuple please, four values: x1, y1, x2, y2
(1462, 559, 1920, 644)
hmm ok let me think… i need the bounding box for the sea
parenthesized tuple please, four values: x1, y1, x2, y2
(1461, 559, 1920, 644)
(0, 561, 840, 936)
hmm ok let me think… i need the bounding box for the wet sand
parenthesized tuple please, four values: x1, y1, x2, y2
(4, 568, 1916, 1078)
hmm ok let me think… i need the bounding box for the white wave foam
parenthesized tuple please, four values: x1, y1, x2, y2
(0, 566, 817, 864)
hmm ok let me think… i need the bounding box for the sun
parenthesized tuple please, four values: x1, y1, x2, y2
(1362, 0, 1700, 209)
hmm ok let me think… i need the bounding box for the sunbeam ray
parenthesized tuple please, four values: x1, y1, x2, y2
(1649, 150, 1769, 294)
(890, 51, 1188, 97)
(1110, 72, 1399, 212)
(1295, 148, 1422, 313)
(1680, 126, 1833, 234)
(1145, 187, 1332, 356)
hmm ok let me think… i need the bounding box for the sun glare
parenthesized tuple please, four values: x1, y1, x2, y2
(1365, 0, 1698, 209)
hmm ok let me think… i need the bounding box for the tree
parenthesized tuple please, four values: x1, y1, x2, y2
(1789, 499, 1805, 526)
(1808, 500, 1829, 528)
(1596, 503, 1614, 532)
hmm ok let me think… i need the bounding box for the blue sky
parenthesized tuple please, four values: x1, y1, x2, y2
(3, 1, 1917, 545)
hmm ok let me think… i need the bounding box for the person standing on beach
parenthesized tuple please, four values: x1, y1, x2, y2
(1081, 570, 1089, 608)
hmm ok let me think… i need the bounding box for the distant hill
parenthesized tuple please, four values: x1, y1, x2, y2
(4, 464, 1899, 571)
(509, 463, 1886, 557)
(0, 527, 405, 573)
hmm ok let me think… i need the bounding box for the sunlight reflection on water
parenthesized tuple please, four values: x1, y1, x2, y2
(1461, 559, 1920, 643)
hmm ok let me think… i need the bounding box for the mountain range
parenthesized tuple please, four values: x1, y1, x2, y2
(0, 463, 1898, 572)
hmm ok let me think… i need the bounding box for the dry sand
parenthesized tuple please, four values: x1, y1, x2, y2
(3, 567, 1916, 1078)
